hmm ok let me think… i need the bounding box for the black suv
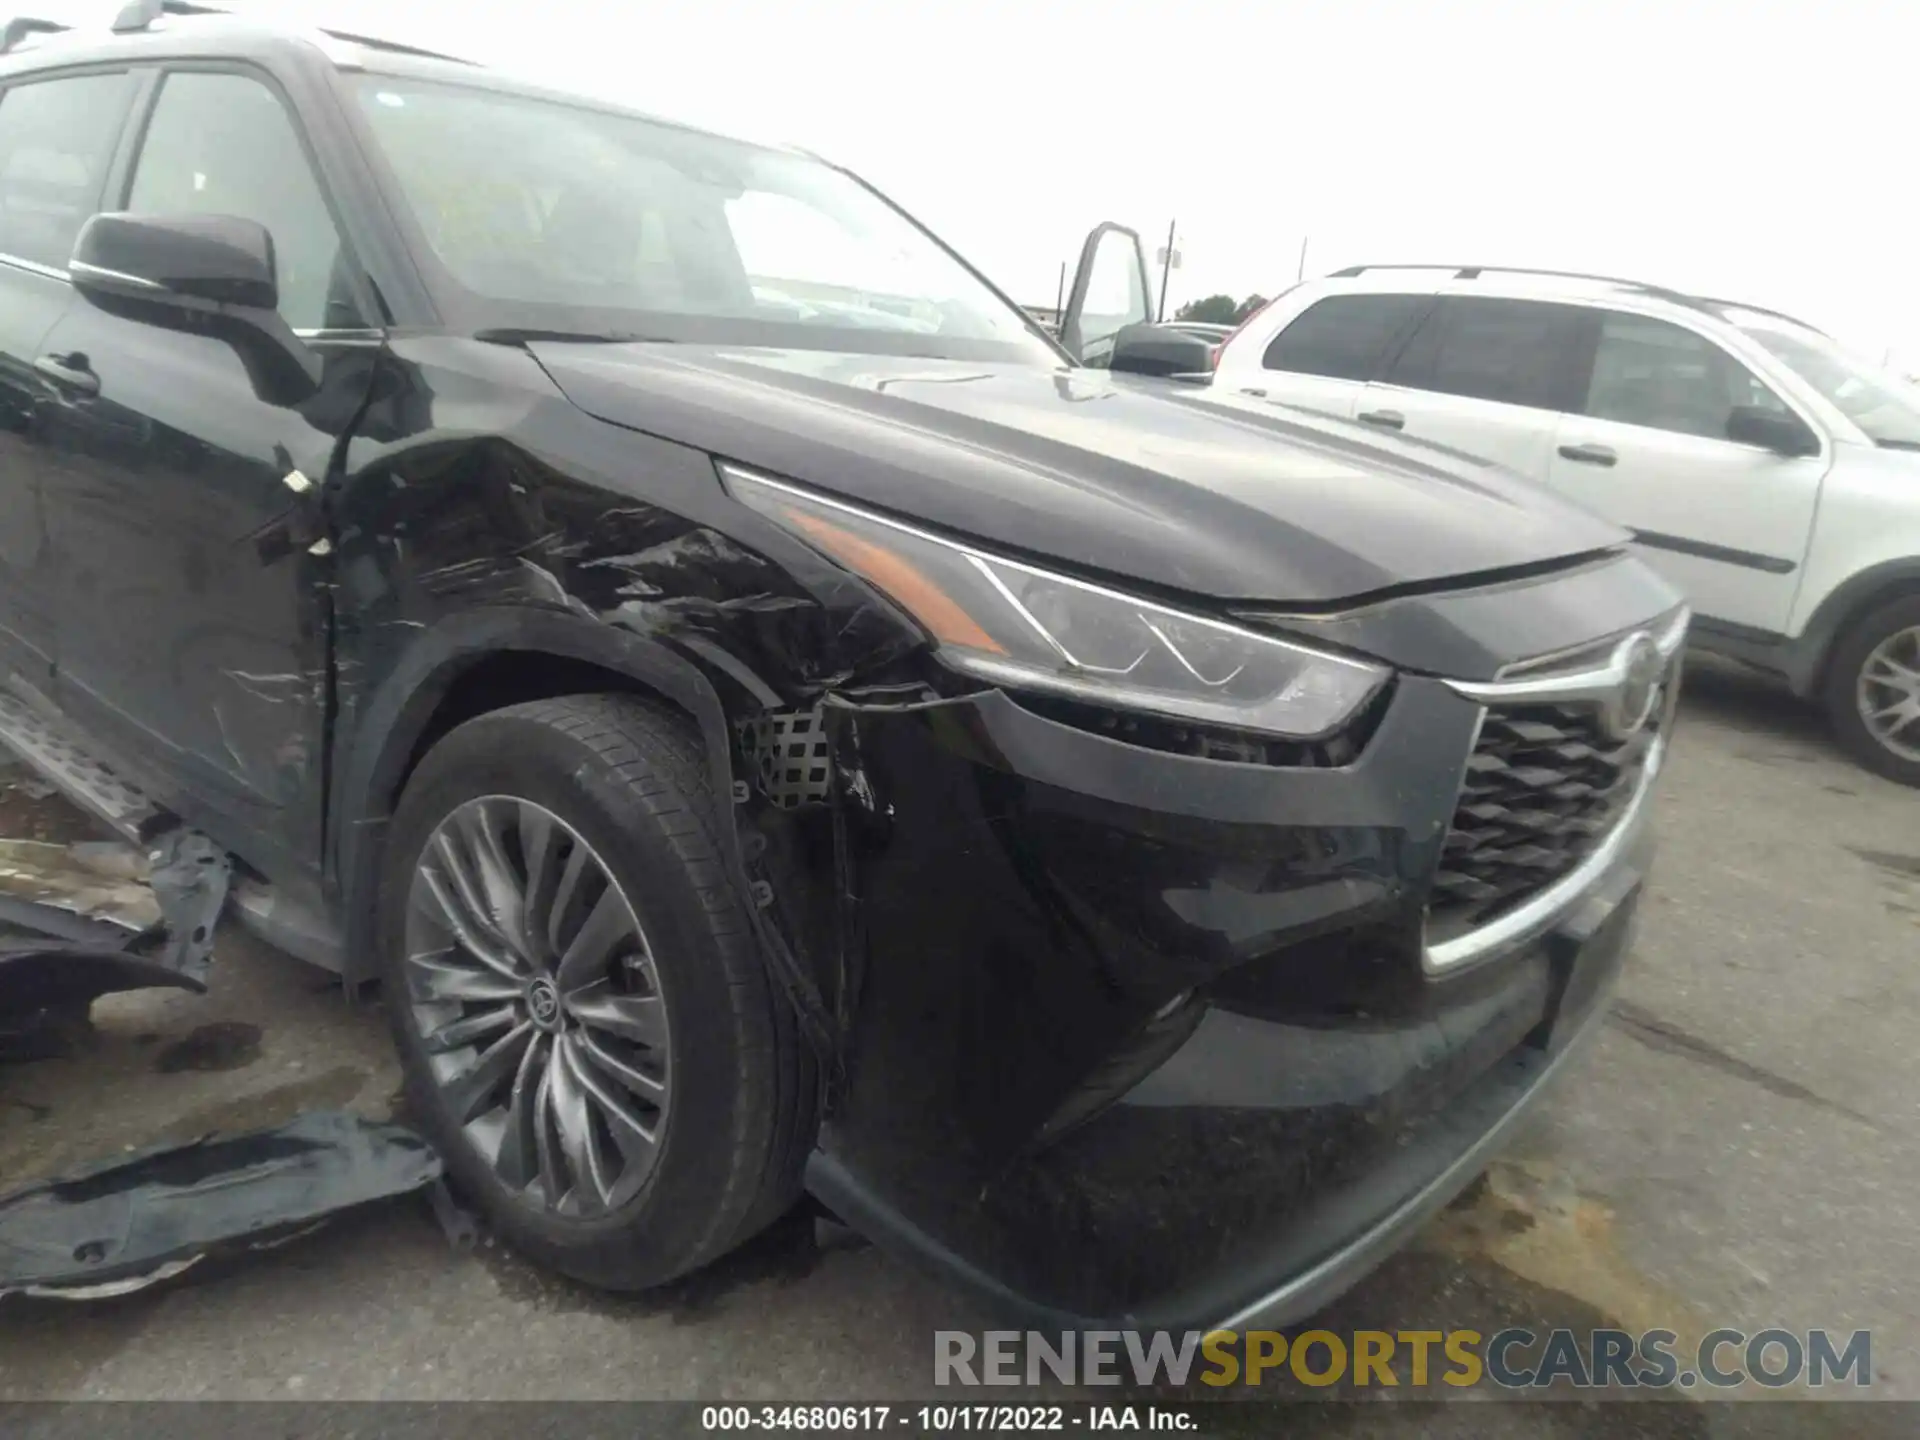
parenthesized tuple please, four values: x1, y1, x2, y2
(0, 6, 1685, 1328)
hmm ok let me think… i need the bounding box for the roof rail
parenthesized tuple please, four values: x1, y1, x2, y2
(111, 0, 225, 32)
(1693, 296, 1827, 336)
(317, 28, 477, 65)
(1330, 262, 1678, 294)
(1, 16, 69, 53)
(6, 3, 478, 72)
(43, 4, 472, 69)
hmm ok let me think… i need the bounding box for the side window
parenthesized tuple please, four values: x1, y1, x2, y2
(127, 71, 363, 330)
(1384, 296, 1585, 410)
(1583, 312, 1790, 441)
(0, 71, 135, 269)
(1261, 294, 1429, 381)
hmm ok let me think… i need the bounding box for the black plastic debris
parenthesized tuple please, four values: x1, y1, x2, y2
(0, 888, 205, 1063)
(0, 1111, 442, 1298)
(0, 945, 203, 1061)
(0, 823, 234, 1059)
(138, 825, 234, 987)
(0, 886, 151, 953)
(0, 879, 448, 1299)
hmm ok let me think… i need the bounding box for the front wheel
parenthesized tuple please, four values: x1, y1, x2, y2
(1822, 595, 1920, 787)
(376, 694, 815, 1289)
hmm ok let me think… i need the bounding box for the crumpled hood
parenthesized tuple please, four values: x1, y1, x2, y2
(528, 342, 1629, 604)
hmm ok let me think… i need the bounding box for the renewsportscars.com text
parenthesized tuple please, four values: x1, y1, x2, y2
(935, 1327, 1872, 1390)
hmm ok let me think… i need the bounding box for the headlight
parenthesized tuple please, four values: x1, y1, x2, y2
(724, 465, 1388, 741)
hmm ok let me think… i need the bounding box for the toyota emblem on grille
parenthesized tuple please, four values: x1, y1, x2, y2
(1602, 632, 1664, 741)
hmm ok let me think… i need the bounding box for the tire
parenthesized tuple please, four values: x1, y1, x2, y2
(1822, 593, 1920, 788)
(376, 693, 816, 1289)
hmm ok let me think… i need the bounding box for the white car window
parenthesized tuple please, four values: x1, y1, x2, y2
(1736, 320, 1920, 451)
(1260, 294, 1430, 381)
(1386, 297, 1585, 411)
(1584, 313, 1788, 441)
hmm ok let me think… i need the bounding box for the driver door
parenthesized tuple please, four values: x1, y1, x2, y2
(1060, 222, 1153, 366)
(37, 65, 380, 880)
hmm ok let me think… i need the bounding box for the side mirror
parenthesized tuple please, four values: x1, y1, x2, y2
(1108, 323, 1216, 379)
(1726, 405, 1819, 458)
(70, 212, 322, 404)
(1060, 222, 1153, 366)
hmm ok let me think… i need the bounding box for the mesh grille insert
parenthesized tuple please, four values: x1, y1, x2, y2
(1427, 683, 1666, 943)
(738, 707, 833, 809)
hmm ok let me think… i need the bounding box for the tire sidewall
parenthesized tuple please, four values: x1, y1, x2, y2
(1824, 595, 1920, 787)
(376, 707, 759, 1283)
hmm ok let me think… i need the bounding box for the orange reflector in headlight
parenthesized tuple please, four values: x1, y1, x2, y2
(783, 508, 1006, 654)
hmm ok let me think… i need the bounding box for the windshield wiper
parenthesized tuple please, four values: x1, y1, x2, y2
(1874, 438, 1920, 452)
(474, 328, 669, 348)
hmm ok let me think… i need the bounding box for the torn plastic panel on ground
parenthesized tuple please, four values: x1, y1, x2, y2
(0, 839, 445, 1299)
(0, 937, 202, 1065)
(0, 825, 231, 984)
(0, 1111, 441, 1298)
(0, 823, 233, 1062)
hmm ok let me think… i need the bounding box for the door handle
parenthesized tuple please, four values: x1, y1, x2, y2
(1357, 409, 1405, 431)
(1557, 441, 1617, 467)
(34, 353, 99, 398)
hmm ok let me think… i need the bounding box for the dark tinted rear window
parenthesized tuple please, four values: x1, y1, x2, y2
(1262, 294, 1430, 381)
(1384, 296, 1587, 410)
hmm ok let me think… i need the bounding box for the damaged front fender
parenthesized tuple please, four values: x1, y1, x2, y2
(325, 338, 936, 1071)
(331, 605, 846, 1046)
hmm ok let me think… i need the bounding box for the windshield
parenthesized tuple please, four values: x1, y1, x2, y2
(1732, 315, 1920, 450)
(350, 75, 1059, 363)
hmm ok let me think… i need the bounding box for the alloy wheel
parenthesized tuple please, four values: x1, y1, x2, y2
(403, 796, 671, 1216)
(1857, 624, 1920, 764)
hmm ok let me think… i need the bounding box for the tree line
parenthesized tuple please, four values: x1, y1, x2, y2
(1174, 294, 1270, 325)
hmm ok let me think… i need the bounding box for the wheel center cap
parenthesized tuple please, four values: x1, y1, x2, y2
(526, 977, 563, 1031)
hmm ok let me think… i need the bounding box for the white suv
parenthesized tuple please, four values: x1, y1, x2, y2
(1214, 265, 1920, 785)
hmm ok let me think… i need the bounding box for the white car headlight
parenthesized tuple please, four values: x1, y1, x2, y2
(725, 465, 1389, 742)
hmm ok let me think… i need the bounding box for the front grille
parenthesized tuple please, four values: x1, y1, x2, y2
(1426, 689, 1664, 942)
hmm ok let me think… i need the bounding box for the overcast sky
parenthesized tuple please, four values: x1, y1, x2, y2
(40, 0, 1920, 366)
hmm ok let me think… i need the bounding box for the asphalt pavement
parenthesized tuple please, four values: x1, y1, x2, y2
(0, 658, 1915, 1430)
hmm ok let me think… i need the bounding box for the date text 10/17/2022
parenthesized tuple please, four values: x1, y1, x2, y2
(701, 1408, 1194, 1431)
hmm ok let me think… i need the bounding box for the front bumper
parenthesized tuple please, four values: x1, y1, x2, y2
(803, 668, 1654, 1331)
(812, 880, 1634, 1331)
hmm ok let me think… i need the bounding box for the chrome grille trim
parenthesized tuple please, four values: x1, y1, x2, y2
(1422, 607, 1688, 976)
(1423, 732, 1664, 974)
(1445, 606, 1689, 705)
